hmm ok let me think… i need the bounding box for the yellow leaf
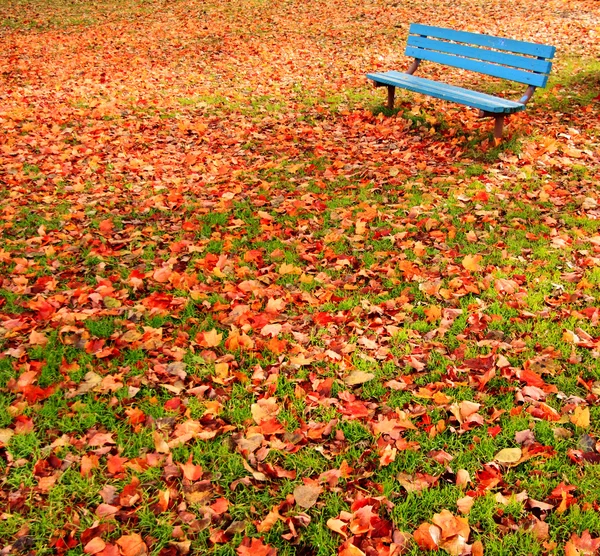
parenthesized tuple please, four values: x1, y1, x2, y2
(494, 447, 522, 464)
(462, 254, 483, 272)
(279, 263, 302, 275)
(570, 406, 590, 428)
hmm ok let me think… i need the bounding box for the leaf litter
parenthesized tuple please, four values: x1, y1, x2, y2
(1, 0, 600, 554)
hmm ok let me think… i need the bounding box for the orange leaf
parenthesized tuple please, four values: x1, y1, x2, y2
(80, 454, 99, 477)
(116, 534, 148, 556)
(29, 330, 48, 346)
(197, 328, 222, 348)
(256, 506, 282, 533)
(326, 518, 348, 539)
(84, 537, 106, 555)
(236, 537, 277, 556)
(99, 219, 114, 234)
(107, 454, 128, 475)
(413, 522, 441, 550)
(179, 456, 203, 481)
(153, 267, 172, 283)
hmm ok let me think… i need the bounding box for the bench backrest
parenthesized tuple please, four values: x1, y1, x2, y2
(405, 24, 555, 88)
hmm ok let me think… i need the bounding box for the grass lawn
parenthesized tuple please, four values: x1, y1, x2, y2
(1, 0, 600, 554)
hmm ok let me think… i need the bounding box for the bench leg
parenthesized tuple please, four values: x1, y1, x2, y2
(387, 85, 395, 110)
(494, 115, 505, 140)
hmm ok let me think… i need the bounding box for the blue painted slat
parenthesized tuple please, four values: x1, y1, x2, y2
(407, 36, 552, 74)
(366, 71, 526, 113)
(409, 23, 556, 59)
(405, 46, 549, 87)
(381, 71, 524, 110)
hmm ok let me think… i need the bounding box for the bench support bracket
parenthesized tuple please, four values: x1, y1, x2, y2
(478, 110, 506, 140)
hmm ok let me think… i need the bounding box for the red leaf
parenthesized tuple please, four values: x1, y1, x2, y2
(236, 537, 277, 556)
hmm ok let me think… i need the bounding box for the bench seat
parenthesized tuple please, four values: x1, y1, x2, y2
(366, 70, 526, 115)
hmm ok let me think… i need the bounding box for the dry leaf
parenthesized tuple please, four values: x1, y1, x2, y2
(327, 518, 348, 539)
(570, 406, 590, 428)
(84, 537, 106, 555)
(494, 447, 522, 464)
(344, 371, 375, 386)
(462, 254, 483, 272)
(116, 534, 148, 556)
(456, 496, 475, 515)
(293, 483, 322, 509)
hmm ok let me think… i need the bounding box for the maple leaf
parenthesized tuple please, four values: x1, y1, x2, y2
(106, 454, 128, 475)
(565, 530, 600, 555)
(98, 219, 114, 234)
(197, 328, 223, 348)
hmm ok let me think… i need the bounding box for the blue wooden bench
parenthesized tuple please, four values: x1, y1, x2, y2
(367, 24, 555, 139)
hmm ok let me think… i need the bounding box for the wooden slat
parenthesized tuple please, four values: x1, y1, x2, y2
(382, 71, 523, 109)
(409, 23, 556, 59)
(407, 36, 552, 74)
(366, 71, 526, 113)
(405, 46, 549, 87)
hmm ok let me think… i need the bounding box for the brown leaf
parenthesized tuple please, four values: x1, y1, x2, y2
(293, 483, 322, 509)
(344, 371, 375, 386)
(153, 430, 170, 454)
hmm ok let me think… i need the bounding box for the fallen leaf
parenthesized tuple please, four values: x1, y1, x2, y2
(494, 447, 522, 464)
(293, 483, 322, 509)
(570, 406, 590, 428)
(84, 537, 106, 555)
(327, 518, 348, 539)
(344, 371, 375, 386)
(462, 254, 483, 272)
(116, 534, 148, 556)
